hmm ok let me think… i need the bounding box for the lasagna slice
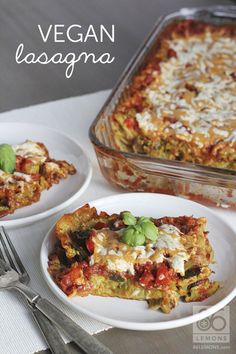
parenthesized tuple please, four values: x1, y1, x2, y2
(0, 140, 76, 217)
(48, 204, 219, 313)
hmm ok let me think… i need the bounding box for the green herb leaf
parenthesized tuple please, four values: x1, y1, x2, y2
(0, 144, 16, 173)
(122, 211, 137, 226)
(137, 216, 158, 241)
(122, 225, 145, 246)
(138, 216, 150, 224)
(140, 221, 158, 241)
(121, 212, 158, 246)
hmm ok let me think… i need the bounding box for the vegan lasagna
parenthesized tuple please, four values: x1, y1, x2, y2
(111, 19, 236, 170)
(48, 204, 219, 313)
(0, 140, 76, 217)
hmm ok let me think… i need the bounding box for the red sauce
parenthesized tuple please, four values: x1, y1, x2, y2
(167, 48, 177, 58)
(15, 155, 24, 171)
(124, 117, 139, 130)
(85, 234, 95, 254)
(94, 221, 109, 230)
(135, 262, 177, 289)
(83, 263, 108, 279)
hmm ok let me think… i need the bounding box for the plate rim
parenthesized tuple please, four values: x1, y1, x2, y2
(40, 193, 236, 330)
(0, 122, 92, 227)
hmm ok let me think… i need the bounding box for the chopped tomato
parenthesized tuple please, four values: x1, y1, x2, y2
(155, 263, 171, 287)
(85, 235, 94, 254)
(124, 117, 138, 130)
(133, 95, 144, 112)
(167, 48, 177, 58)
(150, 61, 160, 72)
(15, 155, 24, 171)
(59, 265, 83, 293)
(139, 269, 155, 288)
(137, 263, 155, 288)
(94, 221, 108, 230)
(144, 74, 154, 85)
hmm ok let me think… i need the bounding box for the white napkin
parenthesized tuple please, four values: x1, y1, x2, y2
(0, 90, 120, 354)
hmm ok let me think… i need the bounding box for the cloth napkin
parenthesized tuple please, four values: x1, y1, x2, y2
(0, 89, 121, 354)
(0, 90, 235, 354)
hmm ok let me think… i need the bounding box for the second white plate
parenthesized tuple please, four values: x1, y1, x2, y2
(0, 122, 92, 227)
(41, 193, 236, 330)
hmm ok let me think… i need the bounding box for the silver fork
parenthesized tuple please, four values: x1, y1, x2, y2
(0, 227, 112, 354)
(0, 226, 71, 354)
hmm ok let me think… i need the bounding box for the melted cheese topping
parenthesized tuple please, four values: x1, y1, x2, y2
(90, 223, 189, 276)
(13, 172, 32, 182)
(14, 140, 47, 163)
(137, 31, 236, 147)
(0, 169, 32, 184)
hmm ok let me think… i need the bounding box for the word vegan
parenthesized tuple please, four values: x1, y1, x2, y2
(15, 24, 115, 78)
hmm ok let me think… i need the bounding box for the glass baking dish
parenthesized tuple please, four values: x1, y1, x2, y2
(89, 5, 236, 208)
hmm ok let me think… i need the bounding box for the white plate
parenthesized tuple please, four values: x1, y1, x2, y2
(41, 193, 236, 330)
(0, 122, 92, 227)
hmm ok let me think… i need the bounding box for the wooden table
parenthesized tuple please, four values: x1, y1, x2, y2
(1, 1, 235, 353)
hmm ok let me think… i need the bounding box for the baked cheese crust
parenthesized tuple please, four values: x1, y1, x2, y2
(111, 20, 236, 170)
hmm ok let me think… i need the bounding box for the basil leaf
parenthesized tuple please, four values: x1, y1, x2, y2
(122, 211, 136, 226)
(122, 225, 145, 246)
(0, 144, 16, 173)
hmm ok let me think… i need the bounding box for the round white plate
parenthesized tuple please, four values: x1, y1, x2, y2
(41, 193, 236, 330)
(0, 122, 92, 227)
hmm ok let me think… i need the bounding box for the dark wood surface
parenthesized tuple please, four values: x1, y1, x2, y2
(1, 1, 235, 353)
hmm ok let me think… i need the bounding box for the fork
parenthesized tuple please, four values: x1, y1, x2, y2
(0, 226, 71, 354)
(0, 227, 112, 354)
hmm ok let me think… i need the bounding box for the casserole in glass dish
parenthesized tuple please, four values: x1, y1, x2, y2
(89, 6, 236, 208)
